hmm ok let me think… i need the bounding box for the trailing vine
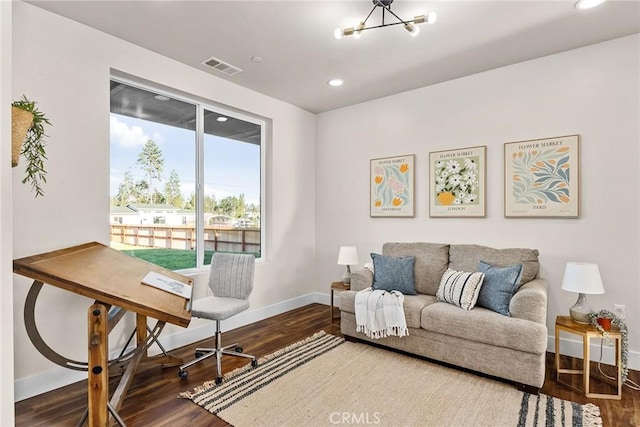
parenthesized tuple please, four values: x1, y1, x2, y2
(586, 309, 628, 382)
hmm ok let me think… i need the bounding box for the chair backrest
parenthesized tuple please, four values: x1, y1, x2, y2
(208, 253, 255, 300)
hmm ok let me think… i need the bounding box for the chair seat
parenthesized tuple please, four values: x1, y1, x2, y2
(192, 296, 250, 321)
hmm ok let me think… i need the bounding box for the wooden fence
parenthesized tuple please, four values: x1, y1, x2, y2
(110, 224, 260, 253)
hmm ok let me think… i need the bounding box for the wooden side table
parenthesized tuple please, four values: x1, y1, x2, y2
(330, 281, 350, 322)
(555, 315, 622, 400)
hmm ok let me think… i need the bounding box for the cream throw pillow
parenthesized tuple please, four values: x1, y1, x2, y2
(436, 268, 485, 310)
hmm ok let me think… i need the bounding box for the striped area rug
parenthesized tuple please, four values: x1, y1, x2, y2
(180, 331, 602, 427)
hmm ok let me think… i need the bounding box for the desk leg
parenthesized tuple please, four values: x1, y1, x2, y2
(136, 314, 148, 361)
(555, 324, 560, 381)
(88, 304, 108, 427)
(583, 334, 590, 395)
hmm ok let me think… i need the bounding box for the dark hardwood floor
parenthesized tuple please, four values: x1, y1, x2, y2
(15, 303, 640, 426)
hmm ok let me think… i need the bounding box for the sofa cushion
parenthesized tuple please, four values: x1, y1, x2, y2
(371, 253, 417, 295)
(449, 244, 539, 285)
(476, 261, 523, 316)
(383, 242, 450, 295)
(421, 302, 548, 354)
(339, 291, 435, 329)
(436, 268, 485, 310)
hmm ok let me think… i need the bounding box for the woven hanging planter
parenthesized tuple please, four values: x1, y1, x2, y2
(11, 106, 34, 168)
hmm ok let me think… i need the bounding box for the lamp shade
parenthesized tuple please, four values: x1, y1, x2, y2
(337, 246, 359, 266)
(561, 262, 605, 294)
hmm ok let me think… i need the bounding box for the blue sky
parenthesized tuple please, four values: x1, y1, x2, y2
(110, 114, 261, 205)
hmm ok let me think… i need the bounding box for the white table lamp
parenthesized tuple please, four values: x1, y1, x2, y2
(337, 246, 358, 284)
(561, 262, 605, 324)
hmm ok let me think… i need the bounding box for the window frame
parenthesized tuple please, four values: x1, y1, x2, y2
(110, 76, 266, 273)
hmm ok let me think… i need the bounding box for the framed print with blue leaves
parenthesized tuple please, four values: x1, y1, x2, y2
(504, 135, 580, 218)
(370, 154, 415, 217)
(429, 146, 486, 218)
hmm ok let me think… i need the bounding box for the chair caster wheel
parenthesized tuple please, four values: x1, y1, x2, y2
(195, 350, 206, 358)
(251, 359, 258, 368)
(178, 370, 188, 379)
(215, 377, 222, 385)
(234, 346, 243, 353)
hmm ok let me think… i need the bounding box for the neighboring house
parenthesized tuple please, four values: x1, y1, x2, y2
(109, 203, 195, 226)
(208, 214, 234, 227)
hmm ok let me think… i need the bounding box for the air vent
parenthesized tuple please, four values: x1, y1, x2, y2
(201, 56, 243, 76)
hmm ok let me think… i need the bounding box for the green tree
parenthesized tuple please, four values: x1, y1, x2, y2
(216, 196, 235, 216)
(235, 194, 246, 218)
(137, 139, 164, 204)
(184, 192, 196, 210)
(114, 170, 136, 206)
(164, 169, 183, 208)
(204, 194, 217, 213)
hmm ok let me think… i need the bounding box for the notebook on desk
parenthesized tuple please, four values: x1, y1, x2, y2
(142, 271, 193, 300)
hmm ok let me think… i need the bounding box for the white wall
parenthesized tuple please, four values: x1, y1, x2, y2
(1, 1, 15, 423)
(317, 35, 640, 368)
(11, 2, 316, 399)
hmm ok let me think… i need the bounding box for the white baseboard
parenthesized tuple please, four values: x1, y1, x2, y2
(14, 292, 330, 402)
(17, 295, 636, 402)
(548, 334, 639, 371)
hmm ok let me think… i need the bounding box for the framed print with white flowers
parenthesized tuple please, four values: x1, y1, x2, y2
(504, 135, 579, 218)
(429, 146, 486, 217)
(370, 154, 415, 217)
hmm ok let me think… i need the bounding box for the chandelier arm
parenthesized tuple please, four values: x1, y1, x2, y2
(361, 4, 378, 26)
(380, 3, 411, 25)
(358, 21, 408, 32)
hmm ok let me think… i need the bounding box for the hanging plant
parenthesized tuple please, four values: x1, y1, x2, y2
(586, 309, 629, 382)
(11, 95, 52, 197)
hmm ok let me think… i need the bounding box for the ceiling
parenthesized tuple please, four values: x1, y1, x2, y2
(28, 0, 640, 114)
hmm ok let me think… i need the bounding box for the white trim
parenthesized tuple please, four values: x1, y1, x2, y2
(14, 293, 330, 402)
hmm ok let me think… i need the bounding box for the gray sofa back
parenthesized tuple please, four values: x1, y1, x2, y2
(382, 243, 449, 295)
(382, 242, 540, 296)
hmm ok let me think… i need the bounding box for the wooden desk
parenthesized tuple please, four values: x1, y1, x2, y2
(14, 242, 193, 426)
(555, 315, 622, 400)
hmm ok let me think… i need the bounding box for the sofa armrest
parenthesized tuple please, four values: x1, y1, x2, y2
(509, 278, 548, 324)
(350, 268, 373, 291)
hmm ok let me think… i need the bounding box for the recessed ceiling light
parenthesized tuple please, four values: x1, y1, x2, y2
(217, 117, 228, 122)
(574, 0, 607, 9)
(328, 79, 344, 87)
(251, 56, 263, 63)
(154, 94, 170, 101)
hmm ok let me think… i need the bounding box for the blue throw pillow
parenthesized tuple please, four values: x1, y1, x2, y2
(371, 253, 417, 295)
(476, 261, 523, 316)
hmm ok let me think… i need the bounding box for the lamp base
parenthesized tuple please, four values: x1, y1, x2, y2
(569, 292, 593, 324)
(342, 265, 352, 284)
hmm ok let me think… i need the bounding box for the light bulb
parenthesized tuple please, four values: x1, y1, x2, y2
(426, 11, 437, 24)
(334, 28, 344, 39)
(404, 23, 419, 36)
(354, 22, 365, 39)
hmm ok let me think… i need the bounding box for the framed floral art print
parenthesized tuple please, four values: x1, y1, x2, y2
(370, 154, 415, 217)
(504, 135, 580, 218)
(429, 146, 486, 217)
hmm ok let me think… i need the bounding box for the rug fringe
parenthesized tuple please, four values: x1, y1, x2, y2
(178, 331, 333, 399)
(582, 403, 603, 427)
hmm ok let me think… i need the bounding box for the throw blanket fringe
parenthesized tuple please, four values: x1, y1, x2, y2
(355, 287, 408, 339)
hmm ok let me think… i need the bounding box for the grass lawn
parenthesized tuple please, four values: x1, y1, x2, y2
(119, 248, 213, 270)
(117, 246, 259, 270)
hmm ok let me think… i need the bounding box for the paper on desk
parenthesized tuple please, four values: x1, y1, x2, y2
(141, 271, 192, 300)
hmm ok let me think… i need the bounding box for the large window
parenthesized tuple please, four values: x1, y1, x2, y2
(109, 79, 263, 271)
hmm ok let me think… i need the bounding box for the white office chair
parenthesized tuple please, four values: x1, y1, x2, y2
(178, 253, 257, 384)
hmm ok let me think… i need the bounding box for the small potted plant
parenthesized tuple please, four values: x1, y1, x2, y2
(11, 95, 52, 197)
(587, 309, 629, 382)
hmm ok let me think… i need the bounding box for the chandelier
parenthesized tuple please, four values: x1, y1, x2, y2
(335, 0, 437, 39)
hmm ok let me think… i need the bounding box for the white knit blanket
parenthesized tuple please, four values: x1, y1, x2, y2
(354, 287, 408, 339)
